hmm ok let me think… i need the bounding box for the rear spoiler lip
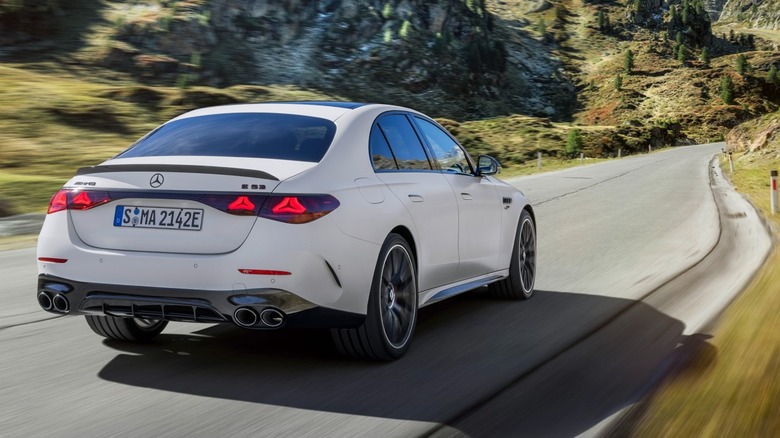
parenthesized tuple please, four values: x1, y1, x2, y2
(76, 164, 280, 181)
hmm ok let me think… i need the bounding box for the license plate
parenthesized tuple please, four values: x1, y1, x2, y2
(113, 206, 203, 231)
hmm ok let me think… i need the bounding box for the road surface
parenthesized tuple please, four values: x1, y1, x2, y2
(0, 143, 770, 437)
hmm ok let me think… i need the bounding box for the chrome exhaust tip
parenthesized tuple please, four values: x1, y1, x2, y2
(52, 294, 70, 313)
(260, 308, 285, 328)
(37, 292, 53, 311)
(233, 307, 259, 328)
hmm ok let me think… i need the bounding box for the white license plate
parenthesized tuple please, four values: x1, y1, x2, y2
(113, 206, 203, 230)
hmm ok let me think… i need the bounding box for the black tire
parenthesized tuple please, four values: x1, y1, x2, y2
(490, 209, 536, 299)
(85, 315, 168, 342)
(331, 233, 418, 361)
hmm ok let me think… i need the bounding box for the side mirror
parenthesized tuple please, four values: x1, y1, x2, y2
(476, 155, 501, 176)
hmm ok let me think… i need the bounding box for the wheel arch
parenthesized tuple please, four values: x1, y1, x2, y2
(389, 225, 418, 271)
(523, 204, 536, 230)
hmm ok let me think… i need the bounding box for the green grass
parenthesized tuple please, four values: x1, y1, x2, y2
(0, 63, 343, 214)
(631, 151, 780, 437)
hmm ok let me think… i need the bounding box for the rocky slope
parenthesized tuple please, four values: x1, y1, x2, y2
(726, 111, 780, 153)
(0, 0, 574, 120)
(719, 0, 780, 29)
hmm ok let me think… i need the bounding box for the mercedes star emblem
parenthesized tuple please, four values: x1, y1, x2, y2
(149, 173, 165, 188)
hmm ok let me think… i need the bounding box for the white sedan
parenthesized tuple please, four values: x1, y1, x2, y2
(36, 102, 536, 360)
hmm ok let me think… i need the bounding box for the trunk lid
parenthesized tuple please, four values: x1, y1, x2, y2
(65, 157, 314, 254)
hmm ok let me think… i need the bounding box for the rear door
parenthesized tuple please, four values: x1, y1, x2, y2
(412, 116, 502, 279)
(371, 113, 460, 292)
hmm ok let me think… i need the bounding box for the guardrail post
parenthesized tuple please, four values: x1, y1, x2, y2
(772, 170, 778, 215)
(537, 152, 542, 169)
(729, 152, 735, 173)
(580, 152, 584, 163)
(618, 148, 621, 158)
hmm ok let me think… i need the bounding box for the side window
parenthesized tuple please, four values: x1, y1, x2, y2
(370, 124, 398, 170)
(377, 114, 432, 170)
(415, 117, 472, 175)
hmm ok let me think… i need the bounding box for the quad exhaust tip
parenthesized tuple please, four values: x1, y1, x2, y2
(233, 307, 259, 328)
(38, 292, 70, 313)
(260, 308, 284, 328)
(52, 294, 70, 313)
(37, 292, 53, 311)
(234, 307, 285, 328)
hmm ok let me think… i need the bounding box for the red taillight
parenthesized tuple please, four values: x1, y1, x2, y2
(47, 190, 111, 214)
(271, 197, 306, 214)
(70, 191, 111, 210)
(260, 195, 340, 224)
(48, 190, 69, 214)
(227, 196, 257, 215)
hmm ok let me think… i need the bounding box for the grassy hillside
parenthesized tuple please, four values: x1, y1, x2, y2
(0, 62, 342, 215)
(2, 0, 779, 217)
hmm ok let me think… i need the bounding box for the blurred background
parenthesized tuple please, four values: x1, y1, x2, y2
(1, 0, 778, 218)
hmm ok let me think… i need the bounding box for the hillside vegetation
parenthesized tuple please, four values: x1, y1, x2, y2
(0, 0, 779, 216)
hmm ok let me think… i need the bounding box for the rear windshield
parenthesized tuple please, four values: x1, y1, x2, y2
(117, 113, 337, 162)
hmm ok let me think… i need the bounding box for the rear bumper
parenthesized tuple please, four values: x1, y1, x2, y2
(37, 274, 365, 329)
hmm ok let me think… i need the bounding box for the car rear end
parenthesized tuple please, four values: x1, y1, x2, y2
(36, 104, 372, 330)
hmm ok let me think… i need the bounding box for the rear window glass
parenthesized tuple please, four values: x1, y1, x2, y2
(117, 113, 337, 162)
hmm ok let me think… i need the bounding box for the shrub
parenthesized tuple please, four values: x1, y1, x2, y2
(736, 54, 748, 76)
(624, 49, 634, 74)
(566, 129, 583, 158)
(720, 75, 735, 104)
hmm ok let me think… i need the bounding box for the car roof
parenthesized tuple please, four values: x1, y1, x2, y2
(172, 101, 383, 123)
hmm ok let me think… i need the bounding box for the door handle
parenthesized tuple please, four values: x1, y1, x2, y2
(408, 194, 424, 203)
(461, 193, 473, 200)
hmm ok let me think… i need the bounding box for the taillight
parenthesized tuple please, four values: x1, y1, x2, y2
(48, 190, 69, 214)
(271, 197, 306, 214)
(260, 195, 339, 224)
(47, 190, 112, 214)
(200, 194, 265, 215)
(70, 191, 111, 210)
(227, 196, 257, 215)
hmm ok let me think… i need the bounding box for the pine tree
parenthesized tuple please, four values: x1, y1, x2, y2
(537, 18, 547, 40)
(700, 46, 710, 66)
(614, 74, 623, 90)
(624, 49, 634, 74)
(720, 75, 735, 104)
(677, 45, 687, 64)
(670, 5, 678, 23)
(597, 10, 606, 30)
(736, 54, 748, 76)
(399, 20, 412, 39)
(382, 2, 393, 19)
(566, 129, 583, 158)
(767, 65, 779, 85)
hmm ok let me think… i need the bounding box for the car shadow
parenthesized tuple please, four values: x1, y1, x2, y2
(97, 289, 693, 435)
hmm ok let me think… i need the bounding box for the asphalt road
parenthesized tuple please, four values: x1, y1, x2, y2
(0, 143, 770, 437)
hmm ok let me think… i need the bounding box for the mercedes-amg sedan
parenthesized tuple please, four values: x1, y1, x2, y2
(36, 102, 536, 360)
